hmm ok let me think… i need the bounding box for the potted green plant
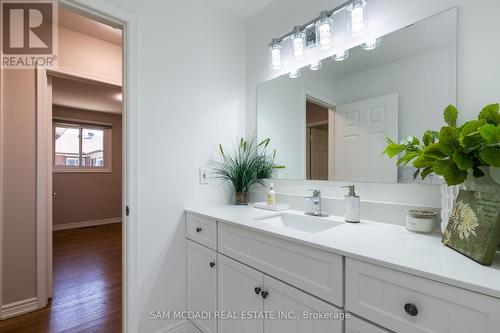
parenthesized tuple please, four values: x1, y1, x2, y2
(383, 103, 500, 232)
(213, 136, 284, 205)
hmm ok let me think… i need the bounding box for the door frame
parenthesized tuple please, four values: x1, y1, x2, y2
(35, 1, 140, 331)
(0, 45, 4, 320)
(303, 89, 336, 181)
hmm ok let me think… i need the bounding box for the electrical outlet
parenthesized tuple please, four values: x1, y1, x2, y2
(199, 168, 209, 184)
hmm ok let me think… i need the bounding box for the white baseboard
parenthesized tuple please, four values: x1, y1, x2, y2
(53, 217, 122, 230)
(1, 297, 38, 320)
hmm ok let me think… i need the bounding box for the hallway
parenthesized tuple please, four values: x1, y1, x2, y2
(0, 224, 122, 333)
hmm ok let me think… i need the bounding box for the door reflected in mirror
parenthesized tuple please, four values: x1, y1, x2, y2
(257, 9, 457, 184)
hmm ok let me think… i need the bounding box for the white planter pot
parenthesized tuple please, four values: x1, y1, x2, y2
(440, 167, 500, 234)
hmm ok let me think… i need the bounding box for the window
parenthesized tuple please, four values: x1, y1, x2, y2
(53, 122, 112, 172)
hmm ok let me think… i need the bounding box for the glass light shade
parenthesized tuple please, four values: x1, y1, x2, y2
(315, 13, 334, 50)
(269, 42, 283, 70)
(292, 30, 306, 61)
(289, 69, 301, 79)
(333, 50, 349, 61)
(309, 60, 322, 71)
(347, 0, 367, 37)
(361, 37, 381, 50)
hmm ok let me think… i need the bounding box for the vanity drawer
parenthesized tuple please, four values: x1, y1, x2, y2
(345, 258, 500, 333)
(218, 223, 343, 306)
(186, 213, 217, 250)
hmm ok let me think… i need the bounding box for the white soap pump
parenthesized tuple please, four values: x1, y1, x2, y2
(342, 185, 360, 223)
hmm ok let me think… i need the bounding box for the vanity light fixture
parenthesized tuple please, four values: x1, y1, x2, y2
(316, 11, 334, 50)
(361, 37, 381, 50)
(268, 0, 370, 71)
(347, 0, 367, 36)
(269, 38, 283, 70)
(309, 60, 323, 71)
(333, 50, 349, 61)
(289, 69, 301, 79)
(292, 26, 306, 61)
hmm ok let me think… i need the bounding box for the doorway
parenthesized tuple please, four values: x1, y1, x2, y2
(306, 99, 332, 181)
(48, 7, 124, 331)
(0, 4, 125, 332)
(0, 0, 138, 330)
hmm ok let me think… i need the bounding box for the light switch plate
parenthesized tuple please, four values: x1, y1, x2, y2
(199, 168, 209, 184)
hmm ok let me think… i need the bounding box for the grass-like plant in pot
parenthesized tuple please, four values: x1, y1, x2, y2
(383, 103, 500, 186)
(213, 137, 284, 205)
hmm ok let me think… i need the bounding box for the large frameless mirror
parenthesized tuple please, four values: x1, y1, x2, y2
(257, 9, 457, 184)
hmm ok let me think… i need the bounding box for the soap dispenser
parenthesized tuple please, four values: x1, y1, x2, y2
(342, 185, 360, 223)
(267, 182, 276, 205)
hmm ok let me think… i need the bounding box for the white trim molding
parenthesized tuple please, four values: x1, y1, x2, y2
(53, 217, 122, 230)
(1, 298, 38, 320)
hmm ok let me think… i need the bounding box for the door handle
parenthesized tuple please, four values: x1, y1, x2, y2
(52, 192, 56, 197)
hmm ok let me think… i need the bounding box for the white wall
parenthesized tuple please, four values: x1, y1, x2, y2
(257, 70, 337, 179)
(101, 0, 246, 332)
(246, 0, 500, 209)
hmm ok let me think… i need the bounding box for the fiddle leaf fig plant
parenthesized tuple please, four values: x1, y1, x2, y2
(384, 103, 500, 186)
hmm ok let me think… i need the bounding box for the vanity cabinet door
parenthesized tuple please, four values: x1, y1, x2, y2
(263, 275, 343, 333)
(187, 240, 217, 333)
(345, 315, 390, 333)
(218, 254, 264, 333)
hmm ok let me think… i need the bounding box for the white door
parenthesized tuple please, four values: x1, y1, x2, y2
(263, 275, 343, 333)
(218, 254, 264, 333)
(310, 127, 329, 180)
(346, 316, 390, 333)
(334, 93, 398, 183)
(186, 240, 217, 333)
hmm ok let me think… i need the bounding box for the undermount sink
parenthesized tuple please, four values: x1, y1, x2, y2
(254, 213, 342, 233)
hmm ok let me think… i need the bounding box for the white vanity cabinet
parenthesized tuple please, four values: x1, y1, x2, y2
(218, 254, 343, 333)
(345, 316, 390, 333)
(185, 210, 500, 333)
(186, 240, 217, 333)
(345, 258, 500, 333)
(217, 254, 264, 333)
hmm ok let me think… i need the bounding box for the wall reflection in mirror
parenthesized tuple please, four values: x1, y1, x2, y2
(257, 9, 457, 184)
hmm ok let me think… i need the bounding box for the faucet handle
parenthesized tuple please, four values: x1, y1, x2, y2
(308, 189, 321, 196)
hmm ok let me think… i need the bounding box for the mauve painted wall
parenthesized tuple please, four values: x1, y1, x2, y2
(2, 69, 38, 305)
(52, 106, 122, 225)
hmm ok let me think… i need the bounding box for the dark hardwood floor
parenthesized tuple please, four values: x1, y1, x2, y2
(0, 223, 122, 333)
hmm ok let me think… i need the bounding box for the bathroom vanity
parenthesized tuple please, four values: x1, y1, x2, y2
(185, 206, 500, 333)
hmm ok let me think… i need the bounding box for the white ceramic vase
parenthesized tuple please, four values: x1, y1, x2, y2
(440, 167, 500, 234)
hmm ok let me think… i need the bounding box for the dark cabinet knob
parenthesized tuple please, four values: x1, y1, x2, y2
(404, 303, 418, 316)
(261, 290, 269, 299)
(196, 227, 202, 233)
(209, 261, 215, 268)
(254, 287, 262, 295)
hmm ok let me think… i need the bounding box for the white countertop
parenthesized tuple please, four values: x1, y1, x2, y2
(185, 205, 500, 299)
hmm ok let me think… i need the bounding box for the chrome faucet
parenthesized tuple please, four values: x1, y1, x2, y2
(304, 189, 329, 217)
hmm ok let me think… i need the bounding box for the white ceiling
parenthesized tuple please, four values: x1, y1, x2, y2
(213, 0, 276, 19)
(59, 7, 122, 46)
